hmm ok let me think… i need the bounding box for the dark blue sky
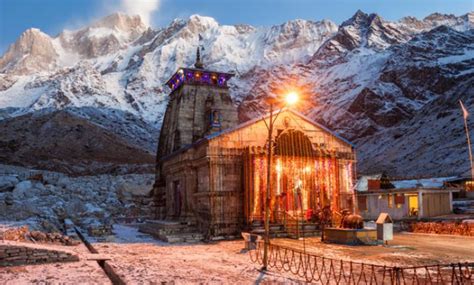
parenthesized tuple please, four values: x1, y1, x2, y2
(0, 0, 472, 54)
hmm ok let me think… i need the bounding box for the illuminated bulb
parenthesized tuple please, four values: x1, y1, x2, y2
(285, 92, 299, 105)
(276, 164, 282, 172)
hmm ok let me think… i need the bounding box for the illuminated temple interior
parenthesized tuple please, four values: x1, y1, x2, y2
(246, 152, 354, 223)
(242, 126, 355, 224)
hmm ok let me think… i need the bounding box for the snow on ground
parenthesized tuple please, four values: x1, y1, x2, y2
(0, 241, 111, 284)
(94, 225, 305, 284)
(108, 224, 162, 244)
(1, 224, 473, 284)
(90, 225, 474, 284)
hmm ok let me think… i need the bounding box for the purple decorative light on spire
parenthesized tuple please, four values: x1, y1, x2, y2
(166, 68, 234, 92)
(218, 75, 226, 86)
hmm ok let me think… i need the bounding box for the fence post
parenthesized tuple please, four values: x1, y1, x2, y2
(392, 267, 401, 285)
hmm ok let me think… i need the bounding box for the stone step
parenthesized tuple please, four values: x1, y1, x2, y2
(139, 224, 199, 236)
(138, 220, 203, 243)
(250, 221, 321, 239)
(287, 231, 321, 239)
(163, 232, 204, 243)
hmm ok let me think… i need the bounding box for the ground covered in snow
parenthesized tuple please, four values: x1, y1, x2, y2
(1, 224, 473, 284)
(93, 225, 305, 284)
(0, 241, 111, 284)
(94, 225, 474, 284)
(273, 233, 474, 266)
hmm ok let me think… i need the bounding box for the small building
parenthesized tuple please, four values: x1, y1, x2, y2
(443, 175, 474, 198)
(356, 176, 459, 220)
(152, 49, 357, 238)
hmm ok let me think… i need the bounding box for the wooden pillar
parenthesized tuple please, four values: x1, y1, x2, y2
(417, 191, 424, 219)
(449, 191, 453, 213)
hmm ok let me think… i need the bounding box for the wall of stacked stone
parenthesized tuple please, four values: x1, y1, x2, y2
(0, 244, 79, 267)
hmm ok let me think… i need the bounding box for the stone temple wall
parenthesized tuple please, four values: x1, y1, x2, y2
(157, 84, 238, 160)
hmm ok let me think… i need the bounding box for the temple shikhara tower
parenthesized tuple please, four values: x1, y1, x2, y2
(151, 49, 356, 239)
(156, 47, 238, 158)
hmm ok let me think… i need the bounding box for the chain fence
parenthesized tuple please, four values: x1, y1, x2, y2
(249, 240, 474, 284)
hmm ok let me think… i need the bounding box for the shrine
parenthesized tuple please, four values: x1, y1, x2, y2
(150, 49, 356, 239)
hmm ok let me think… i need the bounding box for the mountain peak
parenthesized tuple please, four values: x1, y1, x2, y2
(423, 12, 456, 22)
(24, 27, 43, 34)
(18, 28, 52, 41)
(91, 12, 146, 33)
(187, 14, 219, 27)
(341, 10, 381, 28)
(0, 27, 57, 74)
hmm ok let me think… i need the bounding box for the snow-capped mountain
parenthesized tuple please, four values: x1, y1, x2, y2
(0, 11, 473, 176)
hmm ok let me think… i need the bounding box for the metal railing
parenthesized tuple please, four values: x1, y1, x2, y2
(249, 240, 474, 284)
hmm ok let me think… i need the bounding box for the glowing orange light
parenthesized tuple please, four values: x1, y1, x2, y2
(285, 91, 299, 105)
(276, 163, 282, 172)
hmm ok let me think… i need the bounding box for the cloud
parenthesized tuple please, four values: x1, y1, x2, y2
(120, 0, 160, 26)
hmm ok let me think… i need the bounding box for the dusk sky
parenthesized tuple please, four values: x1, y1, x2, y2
(0, 0, 473, 53)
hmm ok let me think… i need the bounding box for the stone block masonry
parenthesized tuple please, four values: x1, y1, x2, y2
(0, 243, 79, 267)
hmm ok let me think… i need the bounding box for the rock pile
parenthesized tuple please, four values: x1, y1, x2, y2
(0, 167, 155, 237)
(0, 226, 80, 246)
(29, 230, 80, 246)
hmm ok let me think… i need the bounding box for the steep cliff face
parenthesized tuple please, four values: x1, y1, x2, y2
(0, 11, 472, 176)
(0, 28, 58, 75)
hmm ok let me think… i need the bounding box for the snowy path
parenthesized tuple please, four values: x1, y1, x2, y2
(93, 224, 304, 284)
(92, 225, 474, 284)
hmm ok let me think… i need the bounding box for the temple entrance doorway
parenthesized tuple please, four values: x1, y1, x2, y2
(243, 129, 353, 225)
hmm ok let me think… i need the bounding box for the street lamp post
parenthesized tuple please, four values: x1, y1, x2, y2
(262, 92, 299, 271)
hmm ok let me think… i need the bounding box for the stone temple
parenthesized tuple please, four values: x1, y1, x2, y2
(144, 49, 357, 241)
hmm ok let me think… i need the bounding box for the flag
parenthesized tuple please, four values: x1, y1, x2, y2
(460, 100, 469, 120)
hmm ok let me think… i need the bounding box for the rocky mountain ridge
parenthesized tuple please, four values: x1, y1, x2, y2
(0, 10, 473, 177)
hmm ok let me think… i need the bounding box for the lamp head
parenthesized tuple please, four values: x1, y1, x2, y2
(285, 92, 299, 106)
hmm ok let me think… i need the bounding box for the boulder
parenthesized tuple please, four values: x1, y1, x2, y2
(4, 193, 14, 205)
(82, 203, 105, 219)
(56, 177, 71, 188)
(12, 180, 35, 198)
(0, 175, 19, 192)
(52, 202, 67, 220)
(117, 181, 153, 201)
